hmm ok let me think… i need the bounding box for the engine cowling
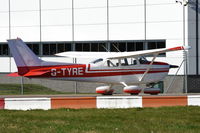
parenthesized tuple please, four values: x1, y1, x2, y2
(123, 86, 142, 95)
(144, 88, 161, 95)
(96, 86, 114, 95)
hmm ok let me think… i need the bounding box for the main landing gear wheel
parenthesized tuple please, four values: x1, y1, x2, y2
(123, 85, 142, 95)
(96, 85, 114, 95)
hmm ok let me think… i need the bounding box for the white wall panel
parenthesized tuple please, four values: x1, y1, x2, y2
(0, 28, 9, 42)
(41, 26, 72, 41)
(5, 98, 51, 110)
(10, 12, 39, 41)
(146, 3, 183, 42)
(41, 0, 72, 41)
(11, 27, 40, 42)
(75, 0, 106, 8)
(0, 58, 10, 72)
(97, 96, 142, 108)
(109, 24, 144, 40)
(0, 0, 9, 42)
(11, 12, 39, 27)
(10, 58, 17, 72)
(109, 3, 144, 40)
(188, 95, 200, 106)
(109, 6, 144, 23)
(75, 25, 107, 41)
(146, 3, 182, 22)
(75, 8, 106, 25)
(42, 10, 71, 26)
(10, 0, 39, 11)
(74, 4, 107, 41)
(110, 0, 143, 6)
(10, 0, 40, 41)
(42, 0, 71, 10)
(0, 12, 8, 27)
(0, 0, 9, 12)
(146, 22, 182, 42)
(146, 0, 175, 5)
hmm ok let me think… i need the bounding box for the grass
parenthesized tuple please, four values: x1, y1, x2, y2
(0, 106, 200, 133)
(0, 84, 68, 95)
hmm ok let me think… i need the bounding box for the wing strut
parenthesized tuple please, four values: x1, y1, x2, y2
(139, 54, 158, 82)
(120, 82, 128, 87)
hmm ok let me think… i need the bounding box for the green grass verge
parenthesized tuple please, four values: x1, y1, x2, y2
(0, 106, 200, 133)
(0, 84, 67, 95)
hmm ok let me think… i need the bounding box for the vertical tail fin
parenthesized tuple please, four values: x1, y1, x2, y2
(7, 38, 42, 75)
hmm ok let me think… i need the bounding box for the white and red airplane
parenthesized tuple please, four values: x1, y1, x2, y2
(7, 38, 190, 95)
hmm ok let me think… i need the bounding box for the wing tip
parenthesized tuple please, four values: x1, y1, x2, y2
(168, 46, 191, 51)
(183, 46, 191, 50)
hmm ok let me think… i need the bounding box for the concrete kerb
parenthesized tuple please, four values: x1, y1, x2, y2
(0, 95, 199, 110)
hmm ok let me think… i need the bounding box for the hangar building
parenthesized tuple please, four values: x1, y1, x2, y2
(0, 0, 199, 93)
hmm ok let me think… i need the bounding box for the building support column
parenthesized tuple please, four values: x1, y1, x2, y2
(39, 0, 42, 56)
(196, 0, 199, 75)
(144, 0, 147, 48)
(8, 0, 11, 72)
(107, 0, 110, 51)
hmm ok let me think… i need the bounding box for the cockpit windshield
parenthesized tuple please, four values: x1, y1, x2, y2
(91, 56, 149, 66)
(91, 58, 103, 64)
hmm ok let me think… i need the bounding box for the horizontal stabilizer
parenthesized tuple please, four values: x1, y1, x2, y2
(7, 72, 20, 77)
(23, 71, 49, 77)
(7, 71, 49, 77)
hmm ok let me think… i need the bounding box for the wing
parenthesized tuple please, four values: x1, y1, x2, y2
(106, 46, 191, 59)
(55, 46, 191, 59)
(55, 52, 116, 59)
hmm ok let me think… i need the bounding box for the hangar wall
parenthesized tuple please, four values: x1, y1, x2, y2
(0, 0, 199, 93)
(0, 0, 187, 74)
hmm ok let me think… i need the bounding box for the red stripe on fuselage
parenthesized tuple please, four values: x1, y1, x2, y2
(87, 64, 168, 72)
(18, 64, 169, 78)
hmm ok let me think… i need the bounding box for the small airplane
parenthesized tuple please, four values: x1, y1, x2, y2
(7, 38, 190, 95)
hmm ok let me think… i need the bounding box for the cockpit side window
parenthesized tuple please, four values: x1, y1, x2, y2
(91, 58, 103, 64)
(107, 60, 116, 67)
(121, 58, 129, 66)
(131, 59, 137, 65)
(138, 56, 149, 64)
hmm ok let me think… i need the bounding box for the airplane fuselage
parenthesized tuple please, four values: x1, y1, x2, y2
(23, 62, 170, 85)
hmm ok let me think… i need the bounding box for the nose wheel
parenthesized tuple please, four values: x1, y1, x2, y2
(121, 82, 160, 95)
